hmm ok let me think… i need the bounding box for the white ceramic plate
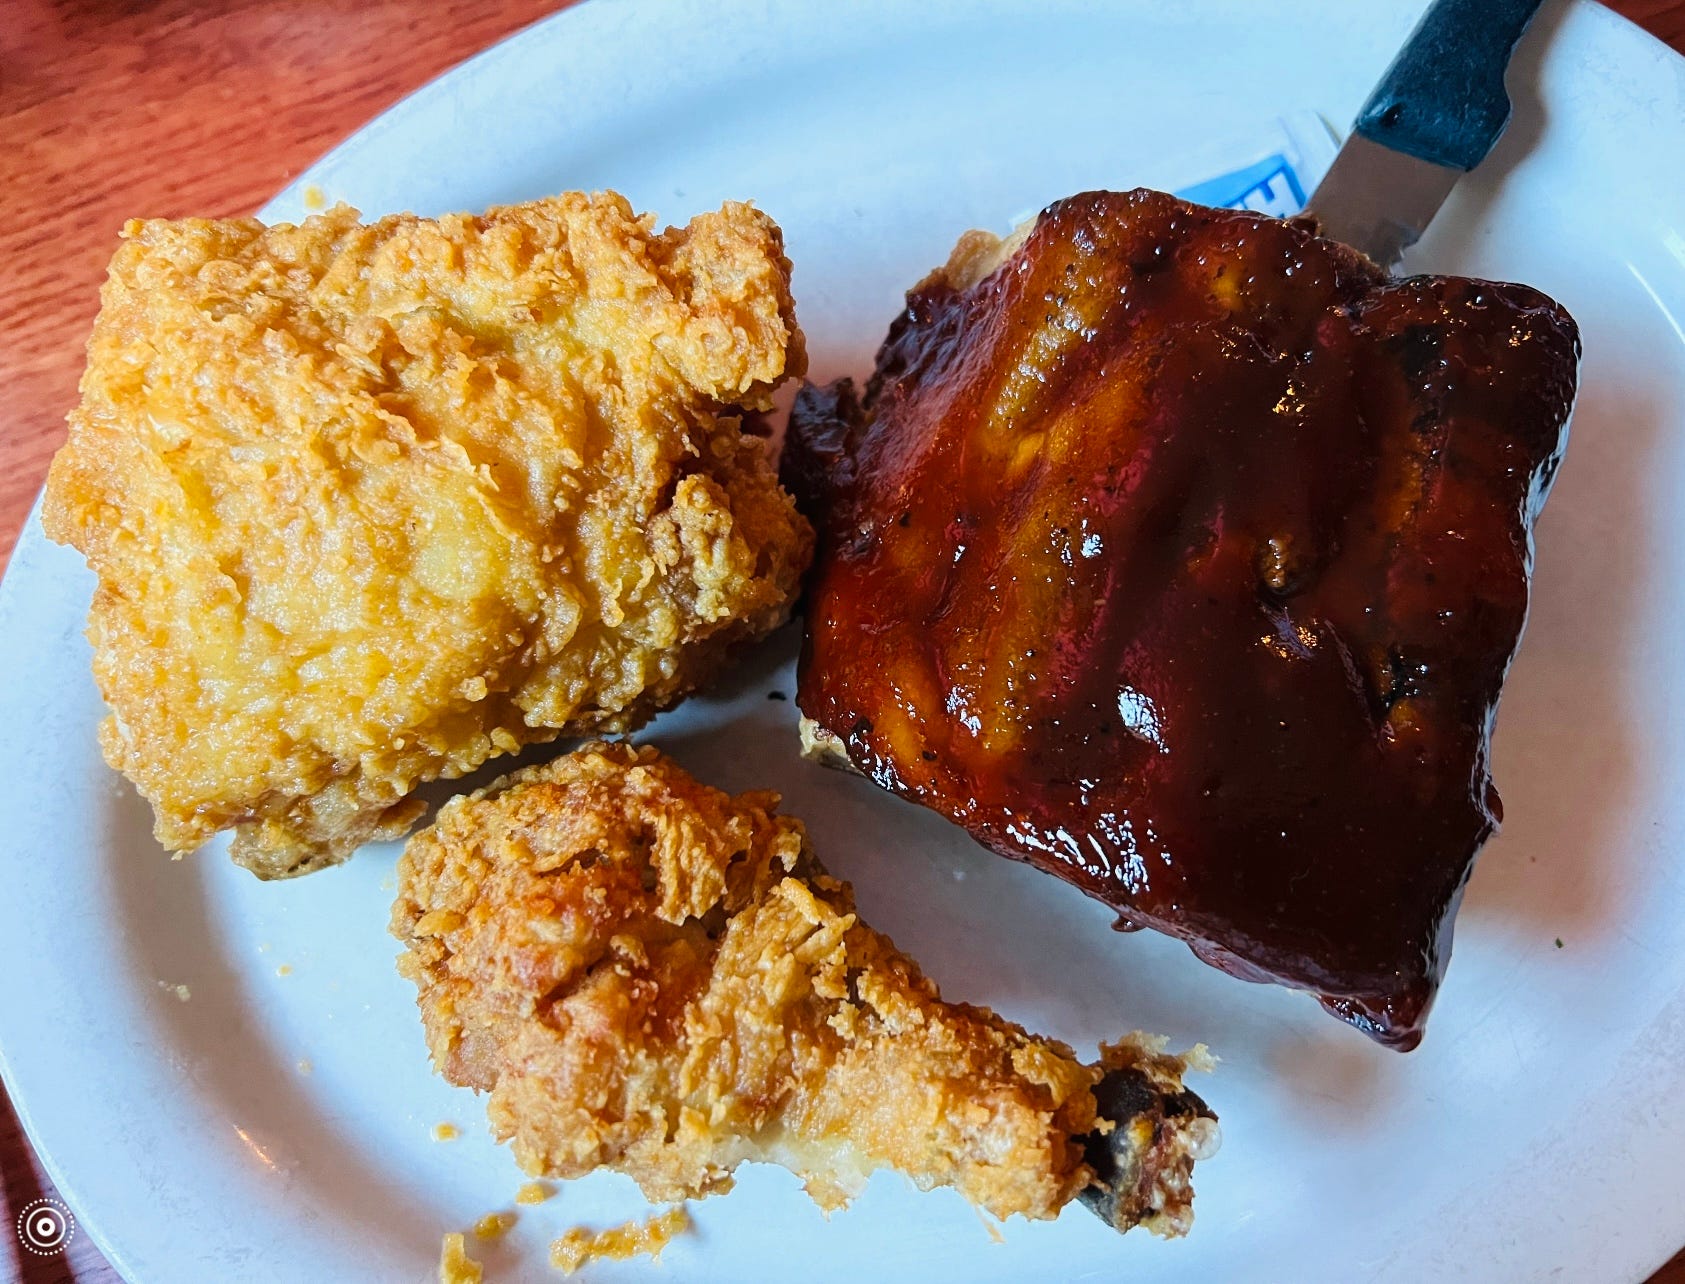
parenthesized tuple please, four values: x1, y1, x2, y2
(4, 1, 1684, 1280)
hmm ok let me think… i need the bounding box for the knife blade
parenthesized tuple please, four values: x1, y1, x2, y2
(1307, 0, 1547, 270)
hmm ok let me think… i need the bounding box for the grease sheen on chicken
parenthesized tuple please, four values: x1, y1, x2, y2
(44, 194, 811, 877)
(784, 189, 1579, 1049)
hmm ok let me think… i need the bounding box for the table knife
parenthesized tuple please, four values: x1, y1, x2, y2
(1308, 0, 1547, 269)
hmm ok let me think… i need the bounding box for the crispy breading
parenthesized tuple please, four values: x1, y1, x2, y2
(43, 194, 812, 877)
(437, 1232, 482, 1284)
(548, 1206, 690, 1275)
(391, 742, 1216, 1232)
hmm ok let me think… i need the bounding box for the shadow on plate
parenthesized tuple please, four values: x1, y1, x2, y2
(1417, 0, 1563, 264)
(102, 785, 442, 1267)
(1457, 358, 1661, 946)
(1265, 1025, 1411, 1126)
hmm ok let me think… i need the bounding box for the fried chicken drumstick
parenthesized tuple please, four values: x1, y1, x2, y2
(784, 188, 1579, 1049)
(392, 742, 1217, 1234)
(44, 194, 811, 877)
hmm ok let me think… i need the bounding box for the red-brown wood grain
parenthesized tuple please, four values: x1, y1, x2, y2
(0, 2, 1680, 1281)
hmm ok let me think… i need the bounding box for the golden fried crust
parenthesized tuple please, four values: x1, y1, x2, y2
(43, 194, 812, 876)
(392, 742, 1211, 1227)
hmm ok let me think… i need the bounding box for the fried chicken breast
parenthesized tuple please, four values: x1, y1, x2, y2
(391, 742, 1217, 1234)
(43, 194, 812, 877)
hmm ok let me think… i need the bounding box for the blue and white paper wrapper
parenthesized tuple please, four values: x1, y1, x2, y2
(1174, 111, 1339, 215)
(1010, 111, 1340, 227)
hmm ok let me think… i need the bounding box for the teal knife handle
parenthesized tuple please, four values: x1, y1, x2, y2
(1353, 0, 1546, 171)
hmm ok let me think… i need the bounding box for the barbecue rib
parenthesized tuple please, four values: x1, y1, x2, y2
(784, 188, 1579, 1049)
(392, 742, 1217, 1232)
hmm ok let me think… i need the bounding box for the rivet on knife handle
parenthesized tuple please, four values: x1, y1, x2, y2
(1354, 0, 1547, 172)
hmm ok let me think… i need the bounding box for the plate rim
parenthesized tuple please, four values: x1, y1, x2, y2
(3, 1, 1685, 1280)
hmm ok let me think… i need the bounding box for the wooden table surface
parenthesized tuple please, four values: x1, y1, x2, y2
(2, 1, 1682, 1280)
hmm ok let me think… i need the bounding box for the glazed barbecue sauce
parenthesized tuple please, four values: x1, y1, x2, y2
(785, 190, 1578, 1049)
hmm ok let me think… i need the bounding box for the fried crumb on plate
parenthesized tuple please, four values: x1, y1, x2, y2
(549, 1207, 691, 1276)
(438, 1232, 482, 1284)
(515, 1182, 555, 1206)
(392, 742, 1216, 1233)
(473, 1211, 515, 1241)
(44, 192, 811, 878)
